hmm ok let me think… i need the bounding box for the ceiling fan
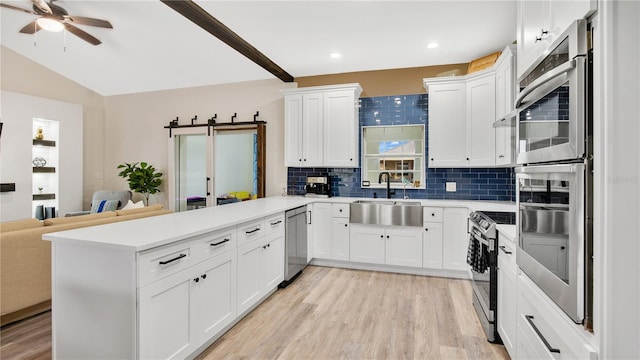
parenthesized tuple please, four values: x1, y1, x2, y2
(0, 0, 112, 45)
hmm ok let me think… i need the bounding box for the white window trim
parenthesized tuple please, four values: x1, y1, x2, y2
(361, 124, 426, 190)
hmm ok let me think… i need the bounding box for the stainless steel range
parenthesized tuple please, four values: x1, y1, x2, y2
(467, 210, 515, 343)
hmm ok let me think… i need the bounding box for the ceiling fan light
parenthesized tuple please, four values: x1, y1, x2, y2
(37, 18, 64, 32)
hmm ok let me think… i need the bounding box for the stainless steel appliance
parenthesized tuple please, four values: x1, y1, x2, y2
(280, 206, 308, 287)
(304, 176, 331, 198)
(467, 210, 516, 343)
(515, 19, 590, 165)
(515, 19, 593, 328)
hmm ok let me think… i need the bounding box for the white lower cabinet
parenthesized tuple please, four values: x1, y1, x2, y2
(349, 224, 422, 266)
(138, 249, 236, 360)
(442, 207, 470, 271)
(497, 239, 517, 358)
(331, 217, 350, 261)
(310, 202, 332, 259)
(422, 222, 443, 269)
(237, 233, 284, 315)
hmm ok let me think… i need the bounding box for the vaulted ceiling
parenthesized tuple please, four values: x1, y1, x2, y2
(0, 1, 517, 96)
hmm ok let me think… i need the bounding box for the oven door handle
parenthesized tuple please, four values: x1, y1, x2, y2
(515, 59, 576, 109)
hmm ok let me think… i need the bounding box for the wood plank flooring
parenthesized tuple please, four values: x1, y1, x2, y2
(0, 266, 508, 360)
(197, 266, 508, 360)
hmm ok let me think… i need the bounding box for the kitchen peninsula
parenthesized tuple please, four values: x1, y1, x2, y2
(44, 196, 514, 359)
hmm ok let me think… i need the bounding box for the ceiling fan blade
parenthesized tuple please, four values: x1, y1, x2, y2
(64, 23, 101, 45)
(0, 3, 38, 15)
(19, 20, 40, 34)
(66, 15, 112, 29)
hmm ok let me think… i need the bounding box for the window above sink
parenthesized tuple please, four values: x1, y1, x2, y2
(361, 124, 425, 189)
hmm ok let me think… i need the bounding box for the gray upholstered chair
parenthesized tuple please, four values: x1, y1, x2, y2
(65, 190, 132, 217)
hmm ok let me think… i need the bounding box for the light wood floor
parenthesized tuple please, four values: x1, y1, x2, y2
(0, 266, 508, 360)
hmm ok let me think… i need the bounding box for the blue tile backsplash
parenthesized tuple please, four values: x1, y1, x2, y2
(287, 94, 515, 201)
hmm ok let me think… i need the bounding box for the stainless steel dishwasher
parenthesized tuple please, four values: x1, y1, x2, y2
(280, 206, 308, 287)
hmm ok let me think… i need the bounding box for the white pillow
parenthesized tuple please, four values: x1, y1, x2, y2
(121, 200, 145, 210)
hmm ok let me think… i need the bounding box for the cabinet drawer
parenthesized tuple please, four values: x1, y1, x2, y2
(138, 240, 196, 287)
(237, 219, 265, 247)
(497, 236, 516, 271)
(332, 203, 350, 218)
(201, 227, 237, 259)
(423, 207, 443, 223)
(517, 273, 597, 360)
(264, 214, 284, 236)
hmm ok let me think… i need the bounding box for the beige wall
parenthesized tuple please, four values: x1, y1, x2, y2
(295, 63, 468, 97)
(104, 79, 296, 206)
(1, 46, 105, 210)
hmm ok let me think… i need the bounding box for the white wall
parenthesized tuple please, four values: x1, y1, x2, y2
(0, 91, 83, 221)
(215, 132, 255, 197)
(104, 79, 296, 207)
(596, 1, 640, 358)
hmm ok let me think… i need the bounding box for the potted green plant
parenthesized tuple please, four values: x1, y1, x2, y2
(117, 162, 163, 206)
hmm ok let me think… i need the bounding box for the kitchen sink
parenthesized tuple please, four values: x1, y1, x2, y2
(350, 200, 423, 227)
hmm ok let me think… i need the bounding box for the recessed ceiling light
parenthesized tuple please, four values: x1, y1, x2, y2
(330, 52, 342, 59)
(426, 42, 439, 49)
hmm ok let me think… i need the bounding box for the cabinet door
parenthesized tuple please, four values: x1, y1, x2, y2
(517, 0, 551, 79)
(263, 234, 284, 291)
(349, 224, 385, 264)
(442, 207, 470, 271)
(192, 250, 237, 344)
(550, 0, 597, 47)
(427, 82, 467, 168)
(331, 217, 350, 261)
(311, 203, 332, 259)
(423, 222, 443, 269)
(497, 254, 517, 358)
(138, 270, 195, 359)
(302, 93, 324, 166)
(466, 73, 496, 166)
(386, 227, 423, 267)
(284, 94, 303, 167)
(237, 240, 263, 315)
(323, 90, 358, 167)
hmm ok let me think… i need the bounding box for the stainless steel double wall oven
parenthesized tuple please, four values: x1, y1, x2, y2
(515, 19, 593, 328)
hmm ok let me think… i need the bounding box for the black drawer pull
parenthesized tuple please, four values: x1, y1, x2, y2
(159, 253, 186, 265)
(270, 220, 282, 226)
(525, 315, 560, 353)
(211, 239, 230, 247)
(245, 228, 261, 234)
(499, 246, 513, 255)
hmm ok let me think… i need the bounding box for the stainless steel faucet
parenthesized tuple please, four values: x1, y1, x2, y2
(378, 172, 393, 199)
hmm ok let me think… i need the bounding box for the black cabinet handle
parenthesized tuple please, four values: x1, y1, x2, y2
(299, 158, 302, 162)
(246, 228, 261, 234)
(350, 158, 353, 161)
(339, 209, 343, 212)
(344, 224, 347, 228)
(466, 157, 470, 161)
(267, 243, 271, 248)
(525, 315, 560, 353)
(270, 220, 282, 226)
(211, 238, 230, 247)
(206, 177, 211, 196)
(159, 253, 186, 265)
(499, 246, 513, 255)
(193, 277, 200, 283)
(380, 235, 383, 238)
(431, 213, 435, 217)
(386, 235, 390, 239)
(201, 274, 207, 280)
(425, 228, 429, 231)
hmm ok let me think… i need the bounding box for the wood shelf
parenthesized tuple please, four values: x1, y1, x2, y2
(33, 167, 56, 173)
(33, 193, 55, 201)
(33, 139, 56, 147)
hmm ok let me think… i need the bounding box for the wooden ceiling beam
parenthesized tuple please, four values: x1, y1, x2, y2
(160, 0, 294, 83)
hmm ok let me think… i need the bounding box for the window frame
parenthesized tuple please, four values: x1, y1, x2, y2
(361, 124, 426, 190)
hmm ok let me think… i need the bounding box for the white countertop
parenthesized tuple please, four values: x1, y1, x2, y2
(43, 196, 515, 252)
(496, 224, 517, 243)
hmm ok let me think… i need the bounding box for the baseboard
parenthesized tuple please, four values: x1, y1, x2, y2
(309, 258, 470, 279)
(1, 300, 51, 327)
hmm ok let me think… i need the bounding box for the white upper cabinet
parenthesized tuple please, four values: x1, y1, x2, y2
(282, 83, 362, 168)
(424, 70, 496, 168)
(517, 0, 596, 79)
(494, 45, 517, 166)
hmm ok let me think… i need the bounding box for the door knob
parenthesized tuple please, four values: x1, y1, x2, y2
(193, 278, 200, 283)
(201, 274, 207, 280)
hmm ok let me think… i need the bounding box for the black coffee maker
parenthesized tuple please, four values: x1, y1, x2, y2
(304, 176, 331, 198)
